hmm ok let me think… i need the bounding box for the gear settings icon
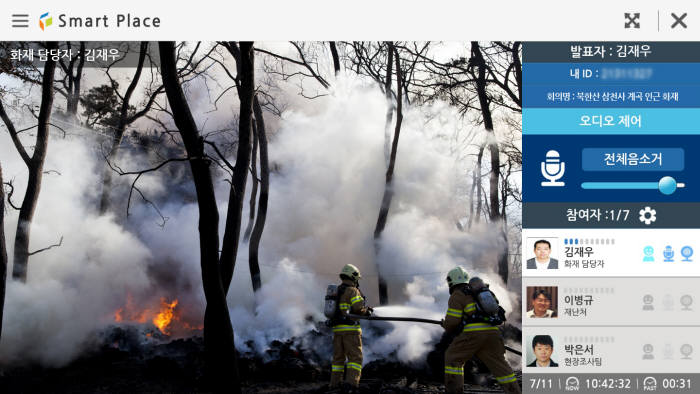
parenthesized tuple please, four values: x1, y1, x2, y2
(639, 206, 657, 225)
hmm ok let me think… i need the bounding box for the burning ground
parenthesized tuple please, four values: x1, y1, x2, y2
(0, 317, 522, 393)
(2, 263, 521, 392)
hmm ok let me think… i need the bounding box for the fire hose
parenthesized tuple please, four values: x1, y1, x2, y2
(347, 314, 522, 356)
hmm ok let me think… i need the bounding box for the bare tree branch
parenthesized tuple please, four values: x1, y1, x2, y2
(255, 45, 330, 89)
(203, 139, 235, 172)
(28, 236, 63, 256)
(0, 100, 31, 165)
(2, 181, 20, 210)
(131, 185, 169, 227)
(104, 154, 192, 219)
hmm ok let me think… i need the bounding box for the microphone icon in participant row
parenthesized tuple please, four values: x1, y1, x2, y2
(663, 246, 675, 262)
(541, 150, 565, 187)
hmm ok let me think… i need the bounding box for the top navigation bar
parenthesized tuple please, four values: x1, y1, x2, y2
(1, 1, 699, 40)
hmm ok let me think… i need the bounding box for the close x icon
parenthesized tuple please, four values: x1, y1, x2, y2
(672, 12, 688, 29)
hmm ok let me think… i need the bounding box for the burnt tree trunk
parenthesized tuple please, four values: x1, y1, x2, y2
(0, 164, 7, 341)
(466, 167, 476, 230)
(374, 45, 402, 305)
(329, 42, 341, 75)
(468, 144, 485, 230)
(472, 42, 499, 220)
(472, 42, 509, 284)
(159, 41, 240, 393)
(99, 42, 149, 214)
(501, 162, 510, 224)
(64, 42, 85, 118)
(474, 144, 485, 225)
(220, 41, 263, 293)
(382, 43, 394, 163)
(220, 42, 254, 294)
(242, 122, 258, 243)
(375, 42, 394, 305)
(248, 95, 269, 292)
(3, 41, 58, 282)
(512, 42, 522, 106)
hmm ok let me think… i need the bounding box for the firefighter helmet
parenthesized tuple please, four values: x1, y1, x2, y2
(340, 264, 362, 280)
(446, 266, 469, 287)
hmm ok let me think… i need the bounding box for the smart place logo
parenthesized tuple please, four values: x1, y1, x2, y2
(32, 12, 162, 29)
(39, 12, 52, 31)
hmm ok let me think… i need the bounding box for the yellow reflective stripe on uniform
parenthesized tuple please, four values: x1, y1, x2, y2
(339, 303, 350, 310)
(496, 373, 517, 383)
(347, 362, 362, 371)
(463, 322, 499, 332)
(465, 323, 492, 328)
(445, 308, 462, 318)
(332, 324, 362, 332)
(444, 365, 464, 375)
(350, 296, 363, 305)
(331, 364, 345, 372)
(464, 302, 477, 312)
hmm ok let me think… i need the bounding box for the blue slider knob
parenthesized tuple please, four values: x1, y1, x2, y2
(658, 176, 684, 195)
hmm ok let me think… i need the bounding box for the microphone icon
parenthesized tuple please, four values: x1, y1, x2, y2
(541, 150, 565, 187)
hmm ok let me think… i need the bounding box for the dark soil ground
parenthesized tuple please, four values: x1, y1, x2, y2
(0, 325, 522, 393)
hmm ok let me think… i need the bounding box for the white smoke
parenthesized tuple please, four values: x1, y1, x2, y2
(221, 77, 516, 364)
(0, 133, 153, 366)
(363, 304, 443, 363)
(230, 258, 324, 356)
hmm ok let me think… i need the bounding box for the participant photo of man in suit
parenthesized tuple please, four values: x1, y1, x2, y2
(526, 240, 558, 270)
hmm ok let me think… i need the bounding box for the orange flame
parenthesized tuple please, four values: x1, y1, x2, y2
(153, 298, 178, 335)
(114, 307, 124, 322)
(182, 321, 204, 331)
(113, 294, 149, 323)
(112, 294, 202, 336)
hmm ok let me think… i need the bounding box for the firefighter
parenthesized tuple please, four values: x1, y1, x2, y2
(442, 266, 521, 394)
(329, 264, 372, 391)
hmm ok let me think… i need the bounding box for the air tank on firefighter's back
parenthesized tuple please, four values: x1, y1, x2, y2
(469, 277, 499, 315)
(324, 284, 339, 318)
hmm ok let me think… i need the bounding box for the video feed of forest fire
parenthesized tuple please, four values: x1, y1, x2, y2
(0, 41, 523, 393)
